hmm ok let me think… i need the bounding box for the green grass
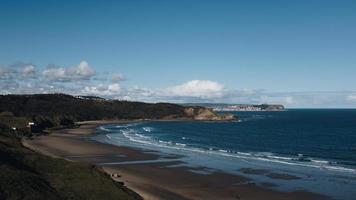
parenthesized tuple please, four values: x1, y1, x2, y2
(0, 122, 140, 200)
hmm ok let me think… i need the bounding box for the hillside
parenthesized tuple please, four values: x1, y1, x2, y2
(0, 94, 235, 133)
(0, 120, 141, 200)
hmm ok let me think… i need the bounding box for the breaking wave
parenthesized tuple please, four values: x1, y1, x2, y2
(101, 125, 356, 174)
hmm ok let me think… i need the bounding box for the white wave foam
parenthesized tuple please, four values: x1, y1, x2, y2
(115, 123, 141, 128)
(310, 159, 330, 164)
(142, 127, 153, 132)
(159, 140, 173, 145)
(106, 124, 356, 174)
(176, 143, 186, 147)
(134, 133, 150, 139)
(99, 126, 110, 132)
(121, 129, 154, 146)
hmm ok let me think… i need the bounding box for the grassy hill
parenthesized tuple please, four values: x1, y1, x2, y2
(0, 119, 141, 200)
(0, 94, 192, 132)
(0, 94, 233, 133)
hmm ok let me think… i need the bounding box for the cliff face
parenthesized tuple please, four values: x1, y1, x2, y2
(184, 107, 236, 121)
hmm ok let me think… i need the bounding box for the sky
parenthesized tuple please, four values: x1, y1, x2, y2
(0, 0, 356, 108)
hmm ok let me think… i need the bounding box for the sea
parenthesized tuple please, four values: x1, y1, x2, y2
(93, 109, 356, 200)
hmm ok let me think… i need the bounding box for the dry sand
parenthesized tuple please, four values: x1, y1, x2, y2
(23, 120, 331, 200)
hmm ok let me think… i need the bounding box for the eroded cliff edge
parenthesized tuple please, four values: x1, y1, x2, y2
(183, 107, 236, 121)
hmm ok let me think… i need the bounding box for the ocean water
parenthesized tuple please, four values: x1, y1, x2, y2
(93, 109, 356, 200)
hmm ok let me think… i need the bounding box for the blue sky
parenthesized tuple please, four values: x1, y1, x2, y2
(1, 0, 356, 107)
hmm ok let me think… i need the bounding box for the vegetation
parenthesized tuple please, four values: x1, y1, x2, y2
(0, 94, 191, 132)
(0, 118, 140, 200)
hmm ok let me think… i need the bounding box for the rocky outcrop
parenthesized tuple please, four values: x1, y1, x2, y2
(184, 107, 236, 121)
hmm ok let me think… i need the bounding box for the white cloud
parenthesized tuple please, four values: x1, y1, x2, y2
(111, 73, 125, 82)
(0, 68, 13, 80)
(42, 67, 65, 81)
(0, 61, 129, 98)
(0, 63, 37, 80)
(108, 83, 120, 92)
(164, 80, 225, 99)
(22, 65, 36, 77)
(284, 96, 294, 104)
(122, 86, 156, 101)
(3, 61, 356, 108)
(75, 61, 95, 78)
(83, 86, 103, 95)
(42, 61, 95, 82)
(346, 95, 356, 102)
(83, 83, 121, 96)
(255, 95, 295, 105)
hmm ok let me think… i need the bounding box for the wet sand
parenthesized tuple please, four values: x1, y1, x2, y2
(23, 120, 331, 200)
(239, 168, 301, 180)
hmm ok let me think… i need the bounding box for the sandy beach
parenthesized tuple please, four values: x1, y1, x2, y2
(23, 121, 331, 200)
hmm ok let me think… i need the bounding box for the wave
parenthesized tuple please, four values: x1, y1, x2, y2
(98, 126, 110, 132)
(176, 143, 186, 147)
(121, 129, 155, 146)
(142, 127, 153, 132)
(114, 123, 142, 128)
(206, 149, 356, 173)
(134, 133, 150, 139)
(102, 126, 356, 174)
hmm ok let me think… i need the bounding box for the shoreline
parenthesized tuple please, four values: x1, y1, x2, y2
(23, 120, 331, 200)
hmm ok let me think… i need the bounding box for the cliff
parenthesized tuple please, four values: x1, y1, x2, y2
(259, 104, 285, 111)
(184, 107, 236, 121)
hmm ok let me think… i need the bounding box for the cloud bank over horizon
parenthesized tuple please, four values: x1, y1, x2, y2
(1, 61, 356, 108)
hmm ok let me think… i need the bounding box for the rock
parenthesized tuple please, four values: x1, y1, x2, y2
(184, 107, 237, 121)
